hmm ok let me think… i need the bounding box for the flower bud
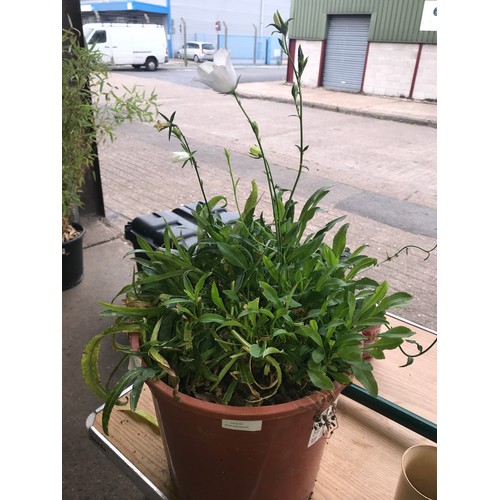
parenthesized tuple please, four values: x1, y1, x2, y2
(171, 151, 191, 163)
(249, 145, 262, 159)
(154, 120, 170, 131)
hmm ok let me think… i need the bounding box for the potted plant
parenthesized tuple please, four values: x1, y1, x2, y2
(82, 12, 435, 500)
(62, 26, 158, 289)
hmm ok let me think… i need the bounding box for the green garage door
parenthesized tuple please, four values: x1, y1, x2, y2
(323, 15, 370, 92)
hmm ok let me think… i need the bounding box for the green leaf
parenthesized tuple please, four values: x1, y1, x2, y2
(81, 333, 108, 401)
(98, 302, 164, 317)
(311, 349, 325, 363)
(148, 347, 178, 378)
(209, 355, 241, 390)
(249, 344, 265, 358)
(367, 338, 404, 350)
(307, 368, 334, 390)
(262, 255, 279, 281)
(400, 356, 414, 368)
(360, 281, 389, 313)
(150, 318, 162, 342)
(211, 281, 226, 311)
(259, 281, 281, 307)
(347, 292, 356, 321)
(262, 347, 283, 357)
(81, 324, 144, 401)
(118, 408, 160, 434)
(194, 272, 210, 296)
(351, 364, 378, 397)
(346, 257, 378, 280)
(101, 368, 144, 435)
(198, 313, 226, 324)
(231, 330, 252, 349)
(377, 292, 413, 311)
(298, 324, 323, 348)
(129, 367, 163, 410)
(288, 236, 324, 262)
(332, 223, 349, 258)
(337, 346, 363, 363)
(297, 187, 331, 236)
(207, 195, 227, 212)
(242, 180, 258, 218)
(216, 242, 250, 269)
(380, 326, 415, 338)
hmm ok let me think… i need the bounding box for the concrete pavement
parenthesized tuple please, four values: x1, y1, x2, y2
(162, 59, 437, 127)
(167, 58, 437, 127)
(237, 81, 436, 127)
(62, 77, 436, 499)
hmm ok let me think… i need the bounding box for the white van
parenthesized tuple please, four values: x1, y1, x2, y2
(83, 23, 168, 71)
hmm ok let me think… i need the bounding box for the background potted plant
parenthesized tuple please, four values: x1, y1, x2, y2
(82, 12, 434, 500)
(62, 26, 158, 289)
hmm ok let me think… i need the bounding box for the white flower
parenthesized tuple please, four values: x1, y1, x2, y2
(171, 151, 191, 163)
(196, 49, 238, 94)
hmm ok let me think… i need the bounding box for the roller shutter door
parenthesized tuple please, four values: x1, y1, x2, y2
(322, 15, 370, 92)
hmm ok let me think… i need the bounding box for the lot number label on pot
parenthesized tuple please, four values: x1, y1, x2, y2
(222, 419, 263, 432)
(308, 405, 334, 447)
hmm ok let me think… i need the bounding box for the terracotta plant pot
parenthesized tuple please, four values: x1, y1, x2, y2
(147, 377, 343, 500)
(131, 332, 345, 500)
(362, 324, 382, 360)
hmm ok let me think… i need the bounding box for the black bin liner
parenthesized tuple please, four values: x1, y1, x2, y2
(124, 202, 238, 251)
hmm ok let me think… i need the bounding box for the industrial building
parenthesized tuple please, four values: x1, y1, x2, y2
(79, 0, 292, 63)
(287, 0, 437, 100)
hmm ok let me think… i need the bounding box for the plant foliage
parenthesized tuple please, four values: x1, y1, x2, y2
(81, 12, 434, 435)
(62, 26, 158, 240)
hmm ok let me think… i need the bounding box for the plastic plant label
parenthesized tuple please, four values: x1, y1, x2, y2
(128, 355, 142, 370)
(222, 419, 263, 432)
(308, 405, 334, 447)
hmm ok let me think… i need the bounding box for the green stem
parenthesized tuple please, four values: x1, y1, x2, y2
(225, 149, 242, 216)
(379, 245, 437, 266)
(399, 337, 437, 358)
(177, 129, 213, 226)
(283, 42, 305, 201)
(289, 76, 305, 200)
(231, 90, 283, 259)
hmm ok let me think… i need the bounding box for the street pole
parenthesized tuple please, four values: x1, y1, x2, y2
(253, 24, 257, 65)
(259, 0, 264, 37)
(223, 21, 228, 50)
(180, 17, 187, 66)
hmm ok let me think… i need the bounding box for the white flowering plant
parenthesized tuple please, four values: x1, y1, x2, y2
(82, 12, 434, 434)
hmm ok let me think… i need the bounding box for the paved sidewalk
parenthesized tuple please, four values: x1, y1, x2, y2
(237, 81, 437, 127)
(166, 58, 437, 127)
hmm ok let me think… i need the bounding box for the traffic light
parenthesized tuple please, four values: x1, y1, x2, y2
(215, 20, 221, 31)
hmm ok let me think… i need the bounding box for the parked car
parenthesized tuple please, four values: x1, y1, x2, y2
(176, 41, 215, 62)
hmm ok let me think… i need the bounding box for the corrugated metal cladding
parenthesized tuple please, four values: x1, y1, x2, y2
(322, 15, 370, 92)
(81, 11, 166, 26)
(289, 0, 436, 43)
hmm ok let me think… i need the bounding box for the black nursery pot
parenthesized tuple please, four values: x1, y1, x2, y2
(62, 222, 86, 290)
